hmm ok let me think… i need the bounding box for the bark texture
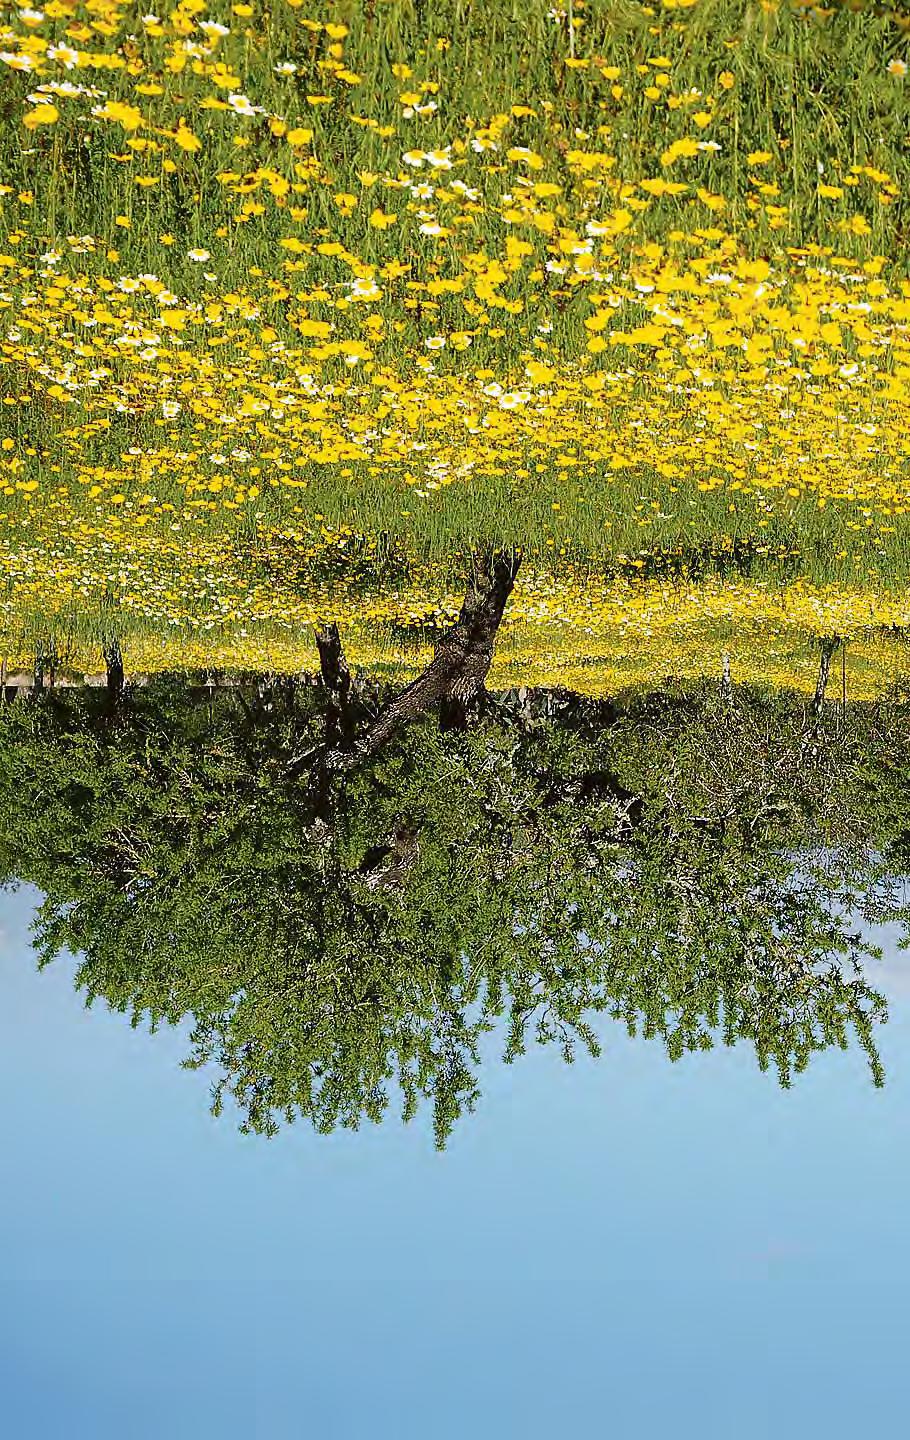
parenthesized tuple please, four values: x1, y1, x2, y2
(355, 546, 521, 757)
(315, 621, 355, 749)
(300, 547, 521, 775)
(813, 636, 839, 716)
(103, 637, 125, 710)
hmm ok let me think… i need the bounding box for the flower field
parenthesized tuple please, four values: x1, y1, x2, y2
(2, 0, 910, 682)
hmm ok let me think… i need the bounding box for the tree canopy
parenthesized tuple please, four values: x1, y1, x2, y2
(0, 665, 905, 1145)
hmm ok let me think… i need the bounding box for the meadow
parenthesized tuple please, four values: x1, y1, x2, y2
(3, 0, 910, 681)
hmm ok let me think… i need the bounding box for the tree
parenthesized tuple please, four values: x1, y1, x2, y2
(0, 671, 899, 1145)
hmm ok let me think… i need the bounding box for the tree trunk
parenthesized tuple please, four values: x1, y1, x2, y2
(295, 547, 521, 779)
(103, 637, 124, 710)
(813, 636, 838, 716)
(315, 621, 355, 749)
(355, 546, 521, 757)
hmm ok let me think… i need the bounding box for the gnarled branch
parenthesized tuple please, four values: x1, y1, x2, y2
(295, 546, 522, 778)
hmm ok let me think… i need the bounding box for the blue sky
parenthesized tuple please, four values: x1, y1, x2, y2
(2, 882, 908, 1440)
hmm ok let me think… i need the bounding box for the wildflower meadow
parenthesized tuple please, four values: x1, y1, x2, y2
(3, 0, 910, 688)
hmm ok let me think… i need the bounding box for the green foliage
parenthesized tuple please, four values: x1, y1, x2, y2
(0, 675, 901, 1143)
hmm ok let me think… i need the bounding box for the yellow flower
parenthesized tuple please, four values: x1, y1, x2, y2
(94, 101, 144, 132)
(174, 123, 202, 152)
(526, 360, 555, 385)
(297, 318, 333, 338)
(696, 187, 726, 211)
(23, 104, 59, 130)
(660, 137, 699, 166)
(506, 147, 545, 170)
